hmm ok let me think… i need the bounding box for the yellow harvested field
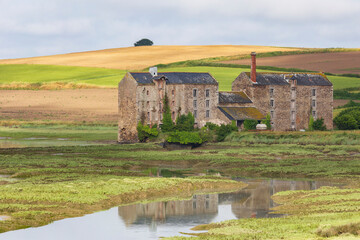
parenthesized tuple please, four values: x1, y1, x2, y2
(0, 45, 301, 70)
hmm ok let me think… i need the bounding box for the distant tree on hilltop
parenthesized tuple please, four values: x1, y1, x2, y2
(134, 38, 153, 47)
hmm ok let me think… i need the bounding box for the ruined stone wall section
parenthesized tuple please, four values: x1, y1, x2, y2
(118, 73, 138, 143)
(136, 84, 158, 125)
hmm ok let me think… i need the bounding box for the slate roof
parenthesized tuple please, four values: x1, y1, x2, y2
(245, 72, 332, 86)
(218, 107, 265, 121)
(130, 72, 218, 85)
(219, 92, 252, 104)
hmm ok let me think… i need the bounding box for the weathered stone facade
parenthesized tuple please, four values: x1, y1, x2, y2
(232, 72, 333, 131)
(118, 71, 221, 142)
(119, 58, 333, 142)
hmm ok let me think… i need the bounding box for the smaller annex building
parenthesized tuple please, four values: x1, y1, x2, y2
(118, 53, 333, 143)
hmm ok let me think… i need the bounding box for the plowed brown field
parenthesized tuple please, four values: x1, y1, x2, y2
(0, 45, 300, 70)
(0, 89, 118, 124)
(221, 52, 360, 74)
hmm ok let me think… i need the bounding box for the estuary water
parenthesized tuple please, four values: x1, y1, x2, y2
(0, 179, 339, 240)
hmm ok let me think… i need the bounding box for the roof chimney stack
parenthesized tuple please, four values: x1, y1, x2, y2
(251, 52, 257, 83)
(149, 67, 157, 77)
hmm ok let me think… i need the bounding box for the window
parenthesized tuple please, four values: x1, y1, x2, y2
(270, 99, 274, 108)
(291, 111, 296, 121)
(206, 110, 210, 118)
(270, 110, 274, 119)
(172, 89, 175, 96)
(291, 121, 295, 129)
(193, 89, 197, 98)
(172, 111, 175, 120)
(146, 90, 149, 96)
(193, 201, 197, 209)
(270, 88, 274, 98)
(291, 87, 296, 99)
(206, 100, 210, 108)
(159, 102, 162, 111)
(147, 112, 150, 121)
(194, 110, 197, 118)
(206, 89, 210, 98)
(312, 110, 317, 118)
(172, 101, 175, 107)
(147, 101, 150, 107)
(193, 100, 197, 108)
(312, 88, 316, 97)
(291, 100, 295, 109)
(312, 99, 316, 108)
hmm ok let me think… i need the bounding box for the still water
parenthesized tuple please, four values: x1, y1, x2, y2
(0, 179, 339, 240)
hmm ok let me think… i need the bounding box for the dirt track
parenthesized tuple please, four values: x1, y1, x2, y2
(221, 52, 360, 74)
(0, 89, 118, 124)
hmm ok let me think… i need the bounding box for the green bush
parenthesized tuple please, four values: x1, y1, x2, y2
(215, 121, 238, 142)
(334, 114, 358, 130)
(261, 114, 271, 130)
(334, 107, 360, 130)
(244, 119, 258, 130)
(308, 115, 314, 131)
(166, 131, 204, 145)
(313, 118, 327, 131)
(161, 94, 174, 132)
(175, 112, 195, 131)
(137, 122, 159, 142)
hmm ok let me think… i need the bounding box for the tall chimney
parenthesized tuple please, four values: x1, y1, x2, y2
(251, 52, 256, 83)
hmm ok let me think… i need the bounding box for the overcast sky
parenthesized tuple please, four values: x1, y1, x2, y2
(1, 0, 359, 59)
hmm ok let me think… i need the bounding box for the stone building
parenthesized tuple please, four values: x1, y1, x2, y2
(118, 68, 220, 142)
(118, 53, 333, 142)
(232, 53, 333, 131)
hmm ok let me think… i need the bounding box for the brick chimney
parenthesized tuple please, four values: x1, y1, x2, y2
(251, 52, 257, 83)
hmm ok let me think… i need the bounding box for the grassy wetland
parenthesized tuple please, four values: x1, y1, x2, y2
(0, 125, 360, 238)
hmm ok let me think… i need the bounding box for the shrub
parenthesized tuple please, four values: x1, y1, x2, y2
(313, 118, 327, 131)
(137, 122, 159, 142)
(261, 114, 271, 130)
(167, 131, 204, 145)
(334, 107, 360, 130)
(244, 119, 258, 130)
(134, 38, 153, 47)
(308, 114, 314, 131)
(175, 112, 195, 131)
(215, 121, 238, 142)
(334, 114, 358, 130)
(160, 94, 174, 132)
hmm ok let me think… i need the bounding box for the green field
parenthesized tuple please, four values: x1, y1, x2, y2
(0, 64, 125, 88)
(1, 64, 360, 91)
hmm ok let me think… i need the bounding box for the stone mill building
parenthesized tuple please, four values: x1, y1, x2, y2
(118, 53, 333, 143)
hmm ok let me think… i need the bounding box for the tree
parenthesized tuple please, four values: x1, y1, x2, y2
(161, 93, 174, 132)
(334, 107, 360, 130)
(313, 118, 327, 131)
(175, 112, 195, 131)
(134, 38, 153, 47)
(244, 119, 257, 130)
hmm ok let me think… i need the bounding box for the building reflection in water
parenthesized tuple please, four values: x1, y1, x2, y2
(118, 179, 336, 230)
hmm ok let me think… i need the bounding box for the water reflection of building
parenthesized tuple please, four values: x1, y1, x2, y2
(118, 194, 218, 227)
(118, 180, 336, 229)
(226, 180, 333, 219)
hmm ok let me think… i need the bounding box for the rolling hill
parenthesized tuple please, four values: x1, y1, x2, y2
(0, 45, 301, 70)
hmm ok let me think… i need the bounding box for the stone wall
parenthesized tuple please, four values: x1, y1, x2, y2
(231, 72, 333, 131)
(118, 73, 138, 143)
